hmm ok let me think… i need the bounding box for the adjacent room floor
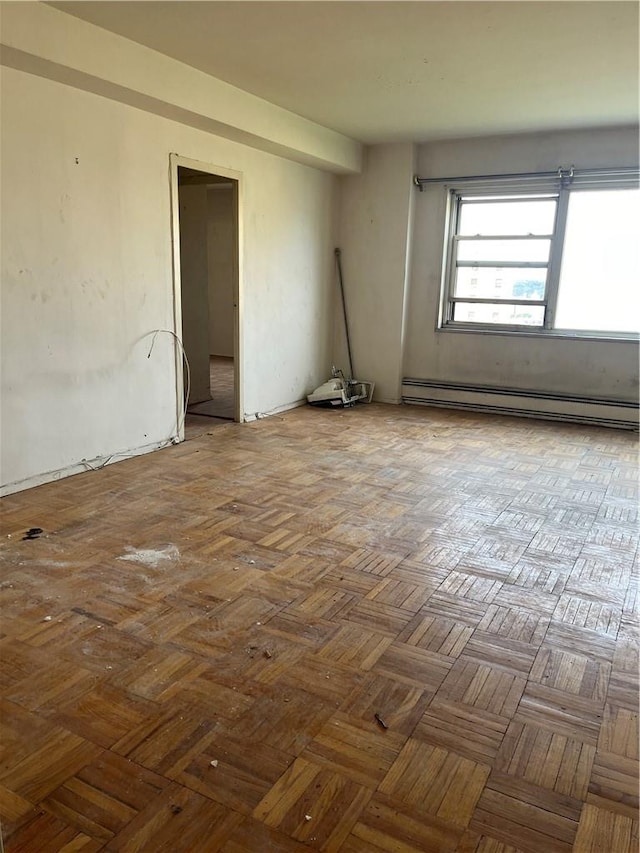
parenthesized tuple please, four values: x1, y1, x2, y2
(187, 356, 235, 421)
(0, 404, 637, 852)
(186, 356, 236, 440)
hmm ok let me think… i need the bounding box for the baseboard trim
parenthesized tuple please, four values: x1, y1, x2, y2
(243, 398, 306, 422)
(402, 379, 638, 429)
(1, 437, 179, 497)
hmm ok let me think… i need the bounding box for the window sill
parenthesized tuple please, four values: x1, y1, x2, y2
(437, 324, 640, 343)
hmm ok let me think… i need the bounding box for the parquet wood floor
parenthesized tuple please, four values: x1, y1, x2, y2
(1, 404, 638, 852)
(187, 357, 235, 421)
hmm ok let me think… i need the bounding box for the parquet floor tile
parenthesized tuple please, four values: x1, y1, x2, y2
(342, 598, 414, 637)
(0, 785, 32, 827)
(551, 593, 622, 636)
(300, 713, 407, 789)
(414, 698, 509, 765)
(5, 811, 103, 852)
(398, 612, 475, 657)
(587, 750, 639, 818)
(343, 795, 463, 852)
(470, 772, 582, 853)
(339, 672, 430, 737)
(516, 683, 604, 746)
(0, 639, 58, 692)
(284, 587, 359, 622)
(313, 624, 392, 671)
(112, 710, 218, 778)
(105, 782, 243, 852)
(372, 640, 453, 690)
(573, 803, 639, 853)
(493, 583, 559, 616)
(543, 622, 616, 665)
(421, 594, 489, 626)
(218, 687, 335, 755)
(274, 654, 365, 706)
(503, 558, 570, 593)
(176, 735, 295, 815)
(462, 632, 539, 677)
(338, 549, 402, 578)
(1, 403, 637, 850)
(436, 571, 504, 604)
(607, 667, 640, 712)
(379, 739, 490, 827)
(41, 752, 169, 843)
(0, 726, 102, 803)
(597, 704, 639, 759)
(495, 720, 596, 799)
(529, 646, 610, 705)
(260, 611, 337, 651)
(221, 817, 314, 852)
(49, 684, 158, 748)
(436, 657, 527, 718)
(475, 604, 549, 645)
(455, 831, 528, 853)
(253, 758, 372, 851)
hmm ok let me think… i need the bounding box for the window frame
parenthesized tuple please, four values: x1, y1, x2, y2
(439, 179, 639, 339)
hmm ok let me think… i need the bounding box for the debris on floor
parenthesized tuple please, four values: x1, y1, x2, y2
(22, 527, 43, 541)
(117, 544, 180, 568)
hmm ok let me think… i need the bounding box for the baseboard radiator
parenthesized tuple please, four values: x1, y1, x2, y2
(402, 379, 639, 429)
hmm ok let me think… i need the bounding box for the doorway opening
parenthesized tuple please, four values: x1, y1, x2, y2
(170, 156, 241, 436)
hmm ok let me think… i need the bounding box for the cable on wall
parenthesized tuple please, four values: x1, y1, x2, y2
(79, 329, 191, 473)
(146, 328, 191, 437)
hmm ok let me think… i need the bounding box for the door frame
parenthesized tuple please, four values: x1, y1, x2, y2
(169, 153, 243, 433)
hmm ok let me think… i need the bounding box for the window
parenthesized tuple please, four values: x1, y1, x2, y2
(441, 181, 639, 336)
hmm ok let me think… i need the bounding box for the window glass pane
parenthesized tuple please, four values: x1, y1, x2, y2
(455, 268, 546, 300)
(555, 189, 640, 333)
(457, 239, 550, 263)
(453, 302, 545, 326)
(459, 199, 557, 236)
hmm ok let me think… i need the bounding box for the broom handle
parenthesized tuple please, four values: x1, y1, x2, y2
(335, 248, 354, 381)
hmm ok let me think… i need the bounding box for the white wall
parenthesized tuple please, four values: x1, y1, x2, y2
(0, 2, 361, 175)
(0, 66, 337, 493)
(207, 186, 235, 358)
(336, 143, 416, 402)
(179, 183, 212, 403)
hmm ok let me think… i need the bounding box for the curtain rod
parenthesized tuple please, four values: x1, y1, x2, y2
(413, 166, 639, 190)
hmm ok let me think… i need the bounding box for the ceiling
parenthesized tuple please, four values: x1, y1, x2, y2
(52, 1, 639, 144)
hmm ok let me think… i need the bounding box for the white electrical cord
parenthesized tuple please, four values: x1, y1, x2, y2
(147, 328, 191, 435)
(79, 329, 191, 472)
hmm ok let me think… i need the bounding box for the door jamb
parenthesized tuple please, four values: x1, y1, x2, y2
(169, 152, 243, 434)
